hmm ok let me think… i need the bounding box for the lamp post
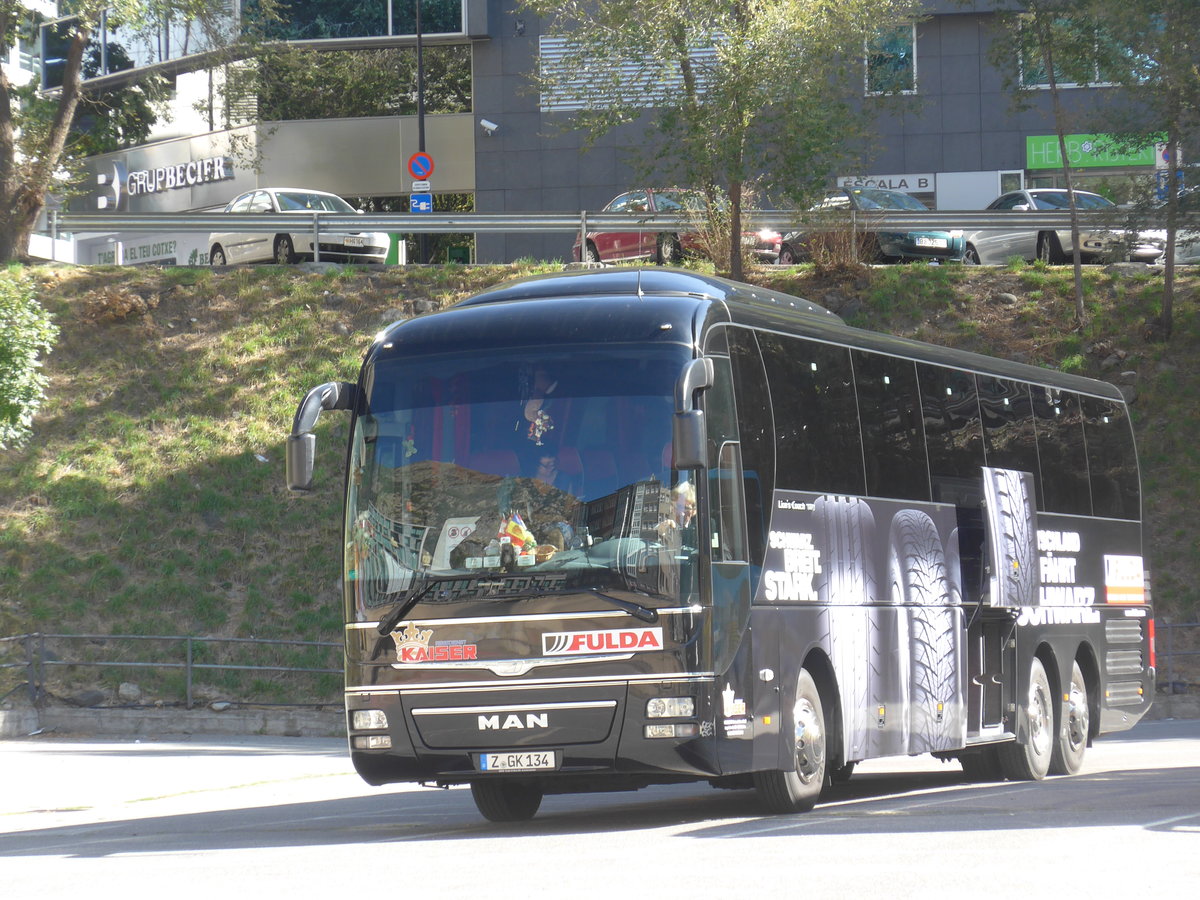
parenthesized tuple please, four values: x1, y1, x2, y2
(416, 0, 428, 264)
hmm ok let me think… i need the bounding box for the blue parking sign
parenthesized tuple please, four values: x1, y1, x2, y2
(410, 193, 433, 214)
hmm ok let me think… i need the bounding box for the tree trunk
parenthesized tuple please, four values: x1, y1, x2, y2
(1038, 18, 1086, 325)
(728, 180, 744, 282)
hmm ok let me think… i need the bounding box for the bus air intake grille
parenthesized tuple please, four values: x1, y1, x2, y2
(1105, 620, 1143, 644)
(1105, 650, 1143, 676)
(1105, 681, 1145, 706)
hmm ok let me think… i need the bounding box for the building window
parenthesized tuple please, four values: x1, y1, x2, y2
(1018, 17, 1136, 88)
(537, 36, 717, 112)
(865, 24, 915, 95)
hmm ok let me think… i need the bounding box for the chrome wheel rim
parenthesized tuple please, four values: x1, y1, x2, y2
(793, 695, 825, 785)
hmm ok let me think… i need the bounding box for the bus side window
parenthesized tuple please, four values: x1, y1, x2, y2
(1031, 387, 1091, 516)
(1081, 395, 1139, 520)
(978, 376, 1041, 506)
(917, 363, 984, 504)
(853, 350, 929, 501)
(713, 441, 747, 562)
(761, 334, 863, 495)
(724, 327, 773, 568)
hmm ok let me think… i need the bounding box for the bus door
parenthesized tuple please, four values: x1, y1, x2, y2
(703, 356, 754, 765)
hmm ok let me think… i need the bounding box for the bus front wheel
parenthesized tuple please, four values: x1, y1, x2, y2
(753, 668, 827, 813)
(470, 779, 544, 822)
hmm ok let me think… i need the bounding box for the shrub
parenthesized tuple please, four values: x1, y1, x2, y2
(0, 269, 59, 448)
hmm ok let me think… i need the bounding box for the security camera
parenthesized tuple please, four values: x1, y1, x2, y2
(479, 118, 499, 135)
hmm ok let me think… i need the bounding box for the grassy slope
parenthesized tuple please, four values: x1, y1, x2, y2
(1, 260, 1196, 701)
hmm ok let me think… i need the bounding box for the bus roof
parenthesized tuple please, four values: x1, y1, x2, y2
(392, 268, 1124, 404)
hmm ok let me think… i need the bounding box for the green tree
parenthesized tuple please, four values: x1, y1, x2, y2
(0, 268, 57, 448)
(256, 45, 471, 121)
(983, 1, 1113, 325)
(0, 1, 277, 263)
(518, 0, 923, 280)
(1077, 0, 1200, 338)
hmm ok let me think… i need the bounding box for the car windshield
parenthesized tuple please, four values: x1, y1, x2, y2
(654, 190, 708, 212)
(276, 191, 356, 213)
(345, 343, 696, 617)
(851, 188, 927, 211)
(1031, 191, 1113, 210)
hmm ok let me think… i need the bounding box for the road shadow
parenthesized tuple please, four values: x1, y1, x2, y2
(2, 763, 1197, 857)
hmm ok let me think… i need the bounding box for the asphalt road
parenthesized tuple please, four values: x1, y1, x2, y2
(2, 718, 1198, 898)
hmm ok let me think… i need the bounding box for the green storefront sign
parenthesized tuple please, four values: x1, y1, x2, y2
(1027, 134, 1157, 170)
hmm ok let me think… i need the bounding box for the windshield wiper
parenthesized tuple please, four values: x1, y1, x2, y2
(376, 575, 440, 635)
(585, 588, 658, 624)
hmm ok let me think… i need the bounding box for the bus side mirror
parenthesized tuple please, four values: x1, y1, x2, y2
(286, 381, 357, 492)
(672, 358, 713, 469)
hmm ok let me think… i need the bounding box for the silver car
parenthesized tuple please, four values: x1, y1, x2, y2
(1135, 189, 1200, 266)
(963, 188, 1125, 265)
(208, 188, 389, 265)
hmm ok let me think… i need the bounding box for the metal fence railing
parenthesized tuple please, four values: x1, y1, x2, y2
(49, 208, 1200, 265)
(1158, 621, 1200, 693)
(0, 632, 341, 710)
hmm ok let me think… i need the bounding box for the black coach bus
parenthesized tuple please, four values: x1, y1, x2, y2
(286, 268, 1154, 821)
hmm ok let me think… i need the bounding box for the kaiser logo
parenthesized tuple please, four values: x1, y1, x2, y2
(542, 627, 663, 656)
(391, 621, 478, 665)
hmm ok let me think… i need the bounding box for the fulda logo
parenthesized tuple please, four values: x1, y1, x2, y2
(542, 627, 663, 656)
(478, 712, 550, 730)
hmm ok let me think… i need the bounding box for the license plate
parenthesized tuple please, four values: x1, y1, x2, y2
(915, 236, 947, 248)
(478, 751, 558, 772)
(343, 235, 366, 247)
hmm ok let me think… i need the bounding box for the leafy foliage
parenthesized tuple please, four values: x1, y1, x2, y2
(0, 268, 58, 448)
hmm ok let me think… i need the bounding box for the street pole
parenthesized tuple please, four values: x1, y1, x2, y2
(416, 0, 428, 264)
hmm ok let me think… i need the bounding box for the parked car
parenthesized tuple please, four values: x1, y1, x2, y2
(1128, 188, 1200, 265)
(963, 188, 1125, 265)
(208, 188, 389, 265)
(776, 188, 964, 265)
(572, 188, 780, 264)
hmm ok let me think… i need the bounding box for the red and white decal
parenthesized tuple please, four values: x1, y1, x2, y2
(1104, 555, 1145, 604)
(542, 627, 663, 656)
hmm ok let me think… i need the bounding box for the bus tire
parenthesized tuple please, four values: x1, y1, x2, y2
(985, 468, 1036, 607)
(998, 656, 1054, 781)
(1049, 660, 1089, 775)
(889, 510, 958, 753)
(753, 668, 827, 814)
(815, 496, 877, 758)
(470, 779, 544, 822)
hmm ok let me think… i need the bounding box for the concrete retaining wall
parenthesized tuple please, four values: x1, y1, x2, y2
(1, 706, 345, 740)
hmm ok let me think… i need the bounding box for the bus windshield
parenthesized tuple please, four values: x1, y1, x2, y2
(345, 343, 697, 617)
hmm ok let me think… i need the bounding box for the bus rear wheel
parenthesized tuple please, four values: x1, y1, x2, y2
(1049, 660, 1089, 775)
(470, 779, 544, 822)
(753, 668, 826, 813)
(998, 656, 1054, 781)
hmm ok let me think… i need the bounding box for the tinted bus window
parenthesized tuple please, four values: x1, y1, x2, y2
(853, 350, 930, 501)
(1081, 396, 1140, 520)
(760, 334, 864, 495)
(978, 376, 1041, 505)
(1030, 387, 1091, 515)
(917, 363, 984, 502)
(724, 328, 774, 567)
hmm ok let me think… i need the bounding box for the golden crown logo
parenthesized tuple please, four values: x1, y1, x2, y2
(394, 621, 433, 648)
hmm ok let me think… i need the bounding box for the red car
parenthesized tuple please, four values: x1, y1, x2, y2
(573, 188, 780, 264)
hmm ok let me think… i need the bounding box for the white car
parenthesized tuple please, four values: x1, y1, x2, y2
(963, 188, 1126, 265)
(1138, 189, 1200, 266)
(208, 188, 389, 265)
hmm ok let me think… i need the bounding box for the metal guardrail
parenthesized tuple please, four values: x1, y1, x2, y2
(1159, 621, 1200, 692)
(53, 208, 1200, 238)
(0, 632, 341, 709)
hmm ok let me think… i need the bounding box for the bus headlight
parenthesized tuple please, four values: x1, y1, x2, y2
(352, 709, 389, 730)
(646, 697, 695, 718)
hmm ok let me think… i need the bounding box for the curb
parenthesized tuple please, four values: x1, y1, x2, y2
(1, 706, 345, 740)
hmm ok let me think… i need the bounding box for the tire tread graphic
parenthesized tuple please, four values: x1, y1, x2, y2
(988, 468, 1036, 606)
